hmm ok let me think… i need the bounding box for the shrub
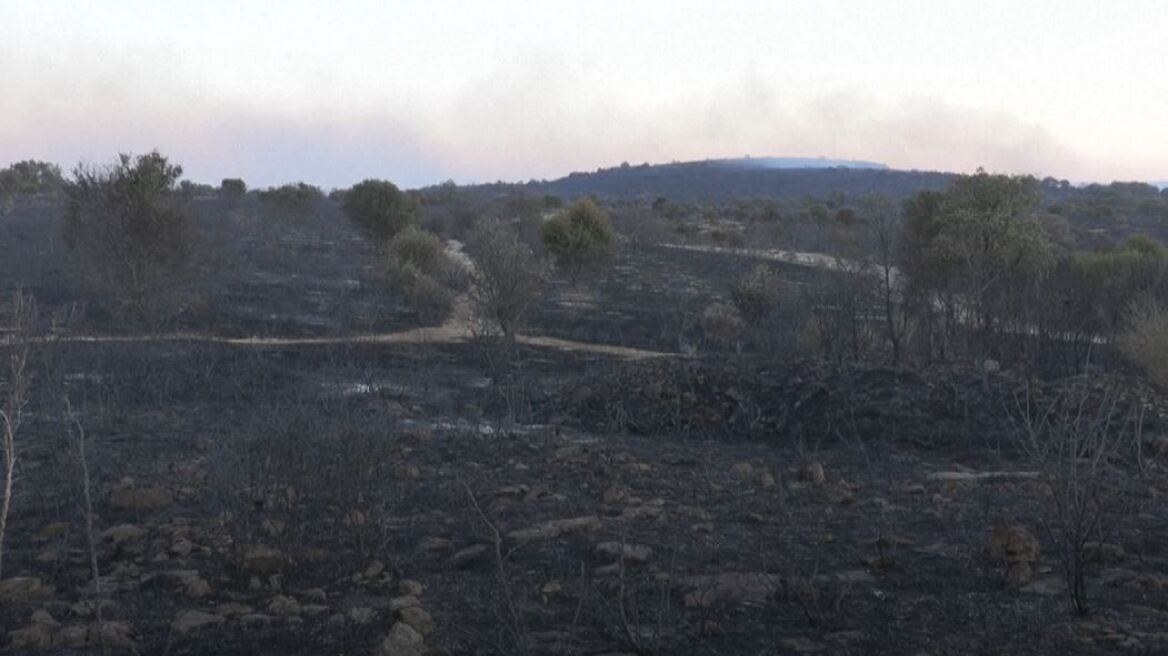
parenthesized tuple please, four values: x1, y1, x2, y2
(540, 198, 615, 280)
(389, 226, 446, 277)
(468, 220, 548, 337)
(257, 182, 323, 214)
(220, 178, 247, 201)
(1118, 298, 1168, 388)
(701, 302, 745, 349)
(343, 179, 416, 244)
(0, 160, 63, 198)
(731, 264, 781, 325)
(64, 151, 192, 315)
(383, 227, 461, 322)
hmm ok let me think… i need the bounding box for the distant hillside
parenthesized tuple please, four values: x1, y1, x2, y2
(714, 156, 889, 171)
(502, 159, 951, 201)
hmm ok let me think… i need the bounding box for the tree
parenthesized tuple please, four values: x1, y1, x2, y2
(900, 171, 1055, 360)
(539, 198, 615, 281)
(467, 220, 547, 337)
(64, 151, 192, 316)
(0, 291, 35, 579)
(0, 160, 63, 197)
(384, 226, 464, 322)
(220, 178, 248, 203)
(859, 194, 908, 363)
(342, 179, 416, 244)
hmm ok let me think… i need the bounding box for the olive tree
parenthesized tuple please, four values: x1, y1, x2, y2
(64, 151, 192, 316)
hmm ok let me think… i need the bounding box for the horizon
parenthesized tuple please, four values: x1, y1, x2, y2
(2, 1, 1166, 189)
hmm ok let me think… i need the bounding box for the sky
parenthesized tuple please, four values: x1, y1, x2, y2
(1, 0, 1166, 189)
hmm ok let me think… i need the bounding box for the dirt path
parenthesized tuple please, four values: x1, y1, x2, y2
(17, 306, 673, 360)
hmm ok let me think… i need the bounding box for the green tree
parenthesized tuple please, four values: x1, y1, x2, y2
(64, 151, 192, 315)
(342, 179, 416, 244)
(539, 198, 615, 281)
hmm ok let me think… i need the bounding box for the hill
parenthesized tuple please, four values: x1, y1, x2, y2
(462, 158, 952, 201)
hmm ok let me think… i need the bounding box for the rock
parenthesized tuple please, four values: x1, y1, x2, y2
(215, 603, 254, 618)
(415, 537, 453, 555)
(395, 606, 434, 636)
(91, 621, 135, 648)
(172, 610, 224, 634)
(100, 524, 146, 545)
(376, 621, 425, 656)
(56, 625, 90, 648)
(1021, 576, 1067, 596)
(595, 541, 652, 564)
(347, 607, 377, 625)
(0, 577, 54, 602)
(166, 570, 211, 598)
(30, 609, 59, 626)
(781, 637, 827, 653)
(70, 599, 115, 618)
(170, 539, 194, 557)
(37, 523, 70, 542)
(448, 544, 489, 569)
(241, 613, 274, 627)
(732, 462, 776, 488)
(398, 580, 425, 597)
(1083, 542, 1125, 563)
(110, 485, 173, 511)
(799, 462, 826, 485)
(389, 595, 422, 612)
(242, 545, 286, 574)
(363, 560, 386, 579)
(621, 503, 665, 521)
(823, 482, 856, 505)
(603, 485, 632, 504)
(301, 604, 330, 617)
(508, 516, 603, 542)
(267, 595, 301, 616)
(7, 623, 55, 649)
(676, 572, 778, 607)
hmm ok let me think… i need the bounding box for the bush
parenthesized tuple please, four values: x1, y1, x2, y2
(64, 151, 192, 315)
(389, 226, 446, 277)
(382, 227, 462, 322)
(343, 179, 416, 244)
(1118, 298, 1168, 388)
(0, 160, 63, 198)
(257, 182, 323, 213)
(540, 198, 615, 280)
(730, 264, 781, 325)
(220, 178, 247, 201)
(701, 303, 745, 349)
(468, 220, 548, 337)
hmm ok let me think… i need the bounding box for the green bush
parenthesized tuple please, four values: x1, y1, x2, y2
(64, 151, 192, 315)
(540, 198, 615, 279)
(1118, 298, 1168, 388)
(342, 179, 416, 244)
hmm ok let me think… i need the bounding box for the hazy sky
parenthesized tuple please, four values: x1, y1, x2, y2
(2, 1, 1165, 188)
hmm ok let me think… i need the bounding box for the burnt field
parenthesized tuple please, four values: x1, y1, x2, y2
(0, 334, 1166, 655)
(1, 190, 1167, 656)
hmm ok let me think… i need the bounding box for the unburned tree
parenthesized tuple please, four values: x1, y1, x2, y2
(64, 151, 193, 316)
(342, 179, 417, 244)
